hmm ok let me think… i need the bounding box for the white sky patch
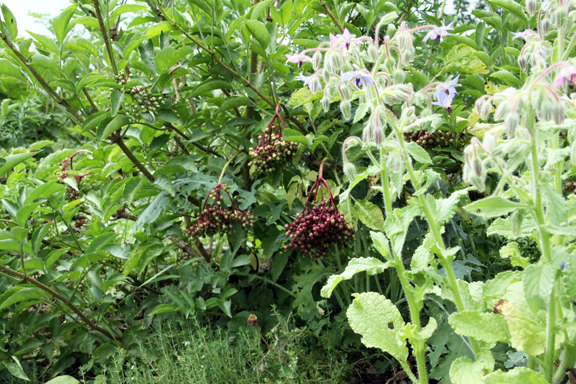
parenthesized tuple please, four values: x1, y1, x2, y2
(2, 0, 74, 38)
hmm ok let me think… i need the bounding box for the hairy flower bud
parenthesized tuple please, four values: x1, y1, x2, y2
(526, 0, 537, 15)
(313, 51, 322, 71)
(555, 6, 568, 29)
(483, 131, 496, 154)
(392, 69, 406, 84)
(518, 55, 527, 72)
(343, 161, 357, 183)
(323, 63, 332, 83)
(373, 126, 384, 146)
(340, 82, 352, 101)
(340, 100, 351, 120)
(368, 43, 379, 62)
(554, 103, 565, 125)
(505, 113, 519, 137)
(321, 95, 331, 112)
(387, 24, 396, 37)
(331, 52, 343, 71)
(541, 17, 552, 34)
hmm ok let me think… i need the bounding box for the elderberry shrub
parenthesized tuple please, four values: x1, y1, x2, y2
(404, 130, 468, 151)
(284, 163, 354, 259)
(187, 184, 254, 238)
(249, 104, 299, 175)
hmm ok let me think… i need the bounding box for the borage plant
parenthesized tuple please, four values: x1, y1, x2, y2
(286, 5, 576, 384)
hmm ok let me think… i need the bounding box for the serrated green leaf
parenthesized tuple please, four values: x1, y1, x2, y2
(100, 114, 129, 139)
(0, 288, 50, 310)
(499, 299, 546, 356)
(1, 5, 18, 40)
(52, 5, 77, 44)
(321, 258, 389, 297)
(347, 292, 408, 361)
(370, 231, 393, 261)
(154, 46, 194, 74)
(26, 31, 59, 53)
(441, 44, 489, 75)
(0, 58, 24, 81)
(146, 21, 175, 38)
(483, 368, 547, 384)
(435, 189, 468, 227)
(337, 193, 357, 228)
(190, 80, 232, 97)
(217, 96, 252, 113)
(110, 90, 124, 117)
(464, 197, 526, 218)
(523, 261, 555, 313)
(355, 200, 384, 231)
(405, 141, 432, 164)
(4, 356, 29, 381)
(490, 70, 521, 87)
(110, 4, 148, 19)
(250, 0, 272, 19)
(0, 152, 36, 177)
(448, 311, 510, 343)
(244, 20, 270, 49)
(488, 0, 527, 23)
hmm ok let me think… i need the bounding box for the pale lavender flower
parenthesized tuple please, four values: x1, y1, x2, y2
(512, 30, 537, 39)
(286, 53, 312, 67)
(297, 74, 322, 93)
(331, 28, 360, 50)
(423, 23, 453, 42)
(341, 69, 374, 87)
(433, 75, 459, 107)
(553, 65, 576, 87)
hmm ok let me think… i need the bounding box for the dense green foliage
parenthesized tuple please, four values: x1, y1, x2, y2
(0, 0, 574, 383)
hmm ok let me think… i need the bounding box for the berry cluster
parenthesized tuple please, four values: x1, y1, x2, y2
(113, 73, 166, 117)
(284, 161, 354, 259)
(187, 184, 254, 238)
(404, 130, 468, 151)
(564, 181, 576, 195)
(249, 104, 299, 174)
(128, 87, 163, 116)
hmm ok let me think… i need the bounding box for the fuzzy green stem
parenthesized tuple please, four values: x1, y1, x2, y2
(393, 126, 481, 357)
(527, 109, 553, 262)
(552, 341, 576, 383)
(380, 148, 394, 215)
(562, 32, 576, 60)
(379, 170, 427, 384)
(545, 288, 557, 381)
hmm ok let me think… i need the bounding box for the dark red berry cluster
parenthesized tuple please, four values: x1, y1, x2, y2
(404, 130, 468, 151)
(187, 184, 254, 238)
(284, 161, 354, 259)
(249, 104, 299, 174)
(564, 181, 576, 195)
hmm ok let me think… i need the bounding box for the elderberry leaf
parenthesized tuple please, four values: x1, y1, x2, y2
(321, 258, 389, 298)
(483, 368, 547, 384)
(448, 311, 510, 343)
(347, 292, 408, 362)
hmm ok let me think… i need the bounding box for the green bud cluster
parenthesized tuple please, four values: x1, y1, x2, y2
(128, 87, 164, 116)
(404, 130, 468, 151)
(187, 184, 254, 238)
(249, 123, 299, 174)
